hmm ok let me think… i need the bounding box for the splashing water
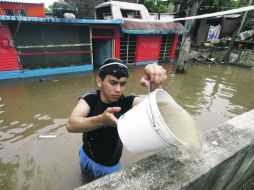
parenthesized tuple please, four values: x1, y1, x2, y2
(158, 102, 203, 158)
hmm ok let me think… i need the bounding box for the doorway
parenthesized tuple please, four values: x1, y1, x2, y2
(92, 39, 113, 68)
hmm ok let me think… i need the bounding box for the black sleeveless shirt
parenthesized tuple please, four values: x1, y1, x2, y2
(80, 90, 135, 166)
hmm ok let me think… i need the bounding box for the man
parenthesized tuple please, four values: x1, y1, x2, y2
(67, 58, 167, 179)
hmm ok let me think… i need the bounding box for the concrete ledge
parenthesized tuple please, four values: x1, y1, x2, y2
(76, 109, 254, 190)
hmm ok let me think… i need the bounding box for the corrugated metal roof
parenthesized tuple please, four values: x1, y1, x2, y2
(122, 19, 184, 34)
(0, 0, 44, 4)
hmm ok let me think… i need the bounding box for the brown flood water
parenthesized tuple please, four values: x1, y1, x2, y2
(0, 64, 254, 190)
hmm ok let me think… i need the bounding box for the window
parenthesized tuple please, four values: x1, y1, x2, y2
(120, 9, 141, 19)
(5, 9, 27, 16)
(95, 6, 112, 20)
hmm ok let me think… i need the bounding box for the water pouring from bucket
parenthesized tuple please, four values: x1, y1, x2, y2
(117, 89, 203, 157)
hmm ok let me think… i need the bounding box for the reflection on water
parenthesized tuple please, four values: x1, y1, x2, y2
(164, 64, 254, 131)
(0, 64, 254, 189)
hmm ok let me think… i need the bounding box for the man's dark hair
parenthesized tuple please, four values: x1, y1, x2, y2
(98, 58, 129, 80)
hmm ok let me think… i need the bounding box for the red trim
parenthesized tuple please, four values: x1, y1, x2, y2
(92, 36, 114, 39)
(170, 34, 179, 62)
(18, 51, 92, 56)
(114, 25, 120, 59)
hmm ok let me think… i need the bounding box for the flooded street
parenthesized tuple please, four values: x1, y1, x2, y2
(0, 64, 254, 190)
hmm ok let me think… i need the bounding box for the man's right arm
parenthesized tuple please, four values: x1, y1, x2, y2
(67, 99, 120, 133)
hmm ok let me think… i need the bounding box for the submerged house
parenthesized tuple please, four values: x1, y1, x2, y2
(0, 1, 184, 80)
(0, 0, 45, 17)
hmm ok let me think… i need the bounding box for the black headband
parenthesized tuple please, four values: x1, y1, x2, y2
(98, 60, 129, 79)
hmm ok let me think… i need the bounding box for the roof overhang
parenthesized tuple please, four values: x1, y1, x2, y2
(0, 16, 185, 35)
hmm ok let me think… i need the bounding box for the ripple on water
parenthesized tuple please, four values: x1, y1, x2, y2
(0, 123, 34, 145)
(0, 131, 15, 142)
(37, 115, 52, 121)
(8, 127, 28, 134)
(33, 114, 41, 119)
(10, 121, 19, 126)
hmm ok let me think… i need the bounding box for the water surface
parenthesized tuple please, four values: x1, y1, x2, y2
(0, 64, 254, 189)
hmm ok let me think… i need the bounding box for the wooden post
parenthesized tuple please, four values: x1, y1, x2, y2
(222, 0, 253, 63)
(237, 0, 253, 37)
(175, 0, 203, 73)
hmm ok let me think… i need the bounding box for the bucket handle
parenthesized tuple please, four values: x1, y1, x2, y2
(147, 85, 161, 131)
(147, 83, 156, 128)
(147, 93, 158, 130)
(147, 94, 177, 146)
(147, 87, 177, 146)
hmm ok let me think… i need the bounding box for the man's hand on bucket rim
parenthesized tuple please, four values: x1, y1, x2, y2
(101, 107, 121, 127)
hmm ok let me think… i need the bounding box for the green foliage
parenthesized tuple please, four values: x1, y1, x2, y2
(170, 0, 185, 4)
(201, 0, 251, 8)
(139, 0, 170, 13)
(201, 0, 254, 31)
(51, 1, 77, 18)
(139, 0, 254, 30)
(52, 2, 75, 9)
(140, 0, 253, 12)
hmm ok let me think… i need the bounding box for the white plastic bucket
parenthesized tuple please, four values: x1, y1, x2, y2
(117, 89, 185, 154)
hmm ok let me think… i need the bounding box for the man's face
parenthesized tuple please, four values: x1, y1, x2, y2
(97, 75, 128, 103)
